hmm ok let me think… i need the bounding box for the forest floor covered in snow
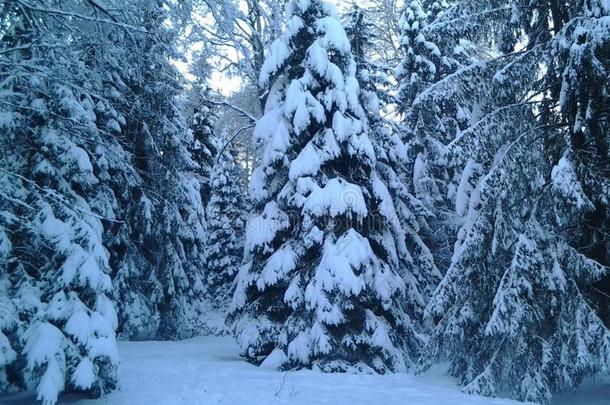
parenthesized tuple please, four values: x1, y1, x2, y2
(4, 336, 609, 405)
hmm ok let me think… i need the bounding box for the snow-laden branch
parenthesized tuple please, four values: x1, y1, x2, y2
(424, 6, 511, 33)
(16, 0, 148, 32)
(207, 100, 258, 124)
(216, 124, 255, 163)
(0, 167, 124, 224)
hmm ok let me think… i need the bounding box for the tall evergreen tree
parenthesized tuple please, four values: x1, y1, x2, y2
(108, 0, 208, 340)
(345, 5, 441, 318)
(80, 1, 164, 342)
(205, 140, 247, 307)
(187, 54, 219, 208)
(229, 0, 421, 372)
(190, 88, 218, 208)
(418, 1, 610, 402)
(0, 2, 212, 402)
(395, 0, 477, 272)
(0, 2, 122, 402)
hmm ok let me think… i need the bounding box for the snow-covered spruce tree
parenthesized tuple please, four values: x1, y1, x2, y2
(394, 0, 477, 272)
(396, 1, 448, 113)
(395, 0, 476, 127)
(404, 0, 511, 227)
(418, 1, 610, 402)
(0, 225, 20, 393)
(345, 5, 441, 317)
(0, 2, 120, 402)
(187, 54, 220, 208)
(107, 0, 208, 340)
(229, 0, 421, 372)
(189, 86, 218, 208)
(63, 1, 164, 342)
(204, 140, 247, 307)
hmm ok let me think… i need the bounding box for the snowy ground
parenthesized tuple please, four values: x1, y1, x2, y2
(4, 336, 609, 405)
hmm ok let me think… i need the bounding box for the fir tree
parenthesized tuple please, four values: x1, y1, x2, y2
(0, 3, 120, 402)
(189, 79, 219, 208)
(345, 5, 441, 318)
(418, 1, 610, 402)
(78, 1, 164, 342)
(191, 104, 218, 208)
(395, 0, 477, 272)
(205, 140, 247, 307)
(109, 0, 208, 340)
(396, 1, 445, 113)
(229, 0, 420, 372)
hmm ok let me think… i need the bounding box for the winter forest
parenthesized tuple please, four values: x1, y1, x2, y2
(0, 0, 609, 404)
